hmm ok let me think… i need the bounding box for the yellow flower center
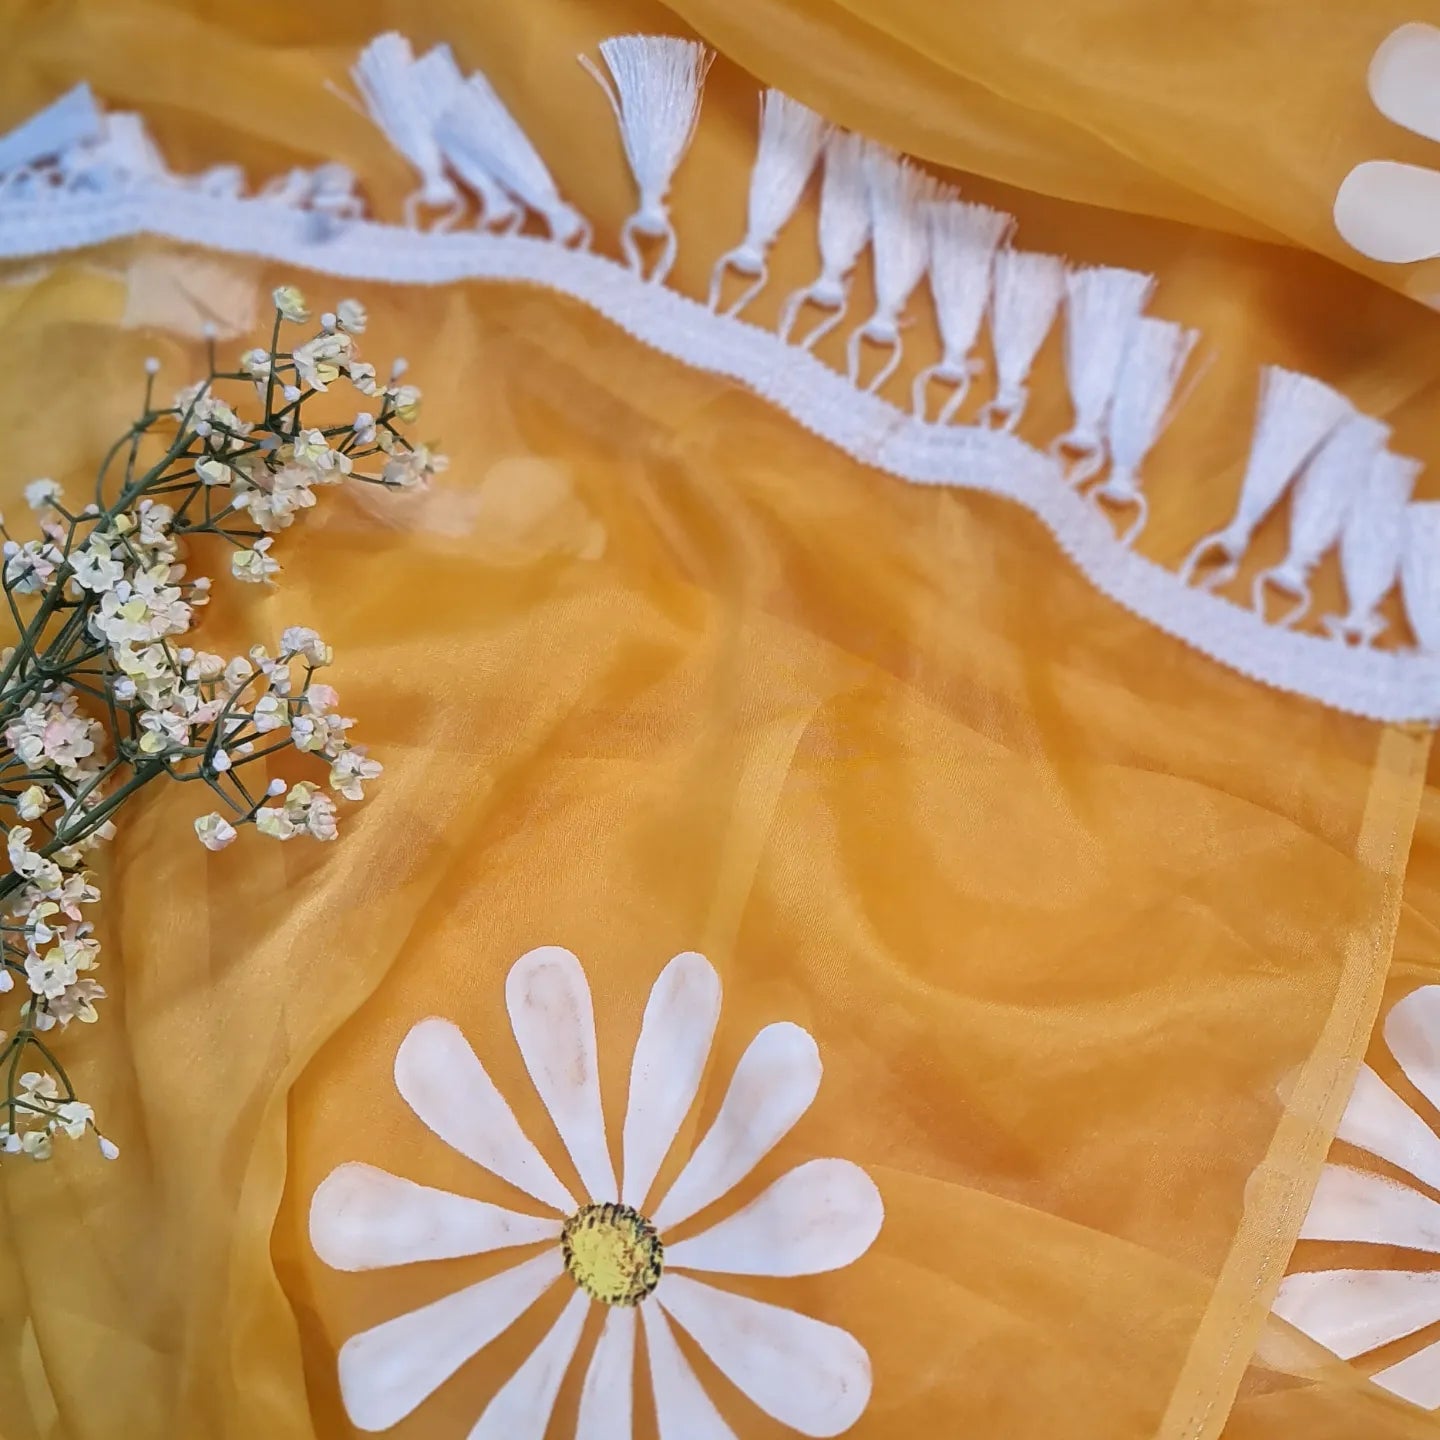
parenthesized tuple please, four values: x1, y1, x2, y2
(561, 1202, 664, 1306)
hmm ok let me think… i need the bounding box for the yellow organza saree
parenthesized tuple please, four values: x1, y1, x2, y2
(2, 3, 1440, 1439)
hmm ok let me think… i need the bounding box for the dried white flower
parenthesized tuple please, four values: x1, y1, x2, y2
(24, 479, 61, 512)
(387, 384, 422, 422)
(336, 298, 368, 334)
(281, 626, 332, 667)
(232, 537, 279, 584)
(292, 331, 352, 392)
(0, 284, 420, 1164)
(329, 747, 383, 802)
(347, 361, 378, 396)
(194, 813, 238, 851)
(272, 285, 310, 323)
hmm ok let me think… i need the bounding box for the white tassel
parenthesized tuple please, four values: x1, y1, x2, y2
(437, 72, 588, 245)
(978, 250, 1066, 431)
(777, 130, 873, 347)
(352, 35, 464, 229)
(580, 35, 712, 284)
(1401, 502, 1440, 653)
(1052, 265, 1155, 482)
(708, 90, 828, 316)
(911, 199, 1013, 423)
(1325, 450, 1421, 646)
(0, 84, 101, 181)
(62, 112, 170, 191)
(845, 148, 940, 393)
(410, 44, 517, 232)
(1252, 414, 1390, 626)
(1180, 367, 1352, 590)
(1088, 318, 1198, 545)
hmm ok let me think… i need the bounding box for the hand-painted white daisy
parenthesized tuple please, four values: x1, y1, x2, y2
(310, 946, 884, 1437)
(1275, 985, 1440, 1410)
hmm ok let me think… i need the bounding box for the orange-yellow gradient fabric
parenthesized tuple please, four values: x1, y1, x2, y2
(0, 3, 1437, 1439)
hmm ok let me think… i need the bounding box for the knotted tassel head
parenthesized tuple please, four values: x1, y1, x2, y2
(1053, 265, 1155, 472)
(1401, 501, 1440, 654)
(1327, 449, 1422, 646)
(980, 249, 1066, 431)
(1253, 413, 1390, 624)
(708, 90, 828, 314)
(1181, 365, 1352, 589)
(581, 35, 712, 283)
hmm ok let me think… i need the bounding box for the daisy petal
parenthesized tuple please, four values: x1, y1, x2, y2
(653, 1022, 821, 1233)
(468, 1291, 589, 1439)
(338, 1250, 563, 1431)
(395, 1017, 575, 1214)
(1299, 1163, 1440, 1251)
(1386, 986, 1440, 1115)
(1335, 1064, 1440, 1192)
(1369, 23, 1440, 145)
(1373, 1337, 1440, 1410)
(622, 952, 722, 1210)
(576, 1304, 637, 1440)
(310, 1162, 562, 1272)
(507, 947, 618, 1203)
(642, 1300, 738, 1440)
(666, 1159, 882, 1277)
(1274, 1268, 1440, 1359)
(659, 1273, 871, 1438)
(1334, 161, 1440, 264)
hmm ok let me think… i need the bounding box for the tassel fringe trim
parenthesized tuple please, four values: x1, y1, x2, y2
(0, 32, 1435, 722)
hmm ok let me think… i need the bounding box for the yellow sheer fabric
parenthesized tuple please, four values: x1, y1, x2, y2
(0, 2, 1436, 1439)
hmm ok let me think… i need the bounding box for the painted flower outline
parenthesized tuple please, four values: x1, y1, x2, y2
(1276, 985, 1440, 1409)
(310, 947, 884, 1436)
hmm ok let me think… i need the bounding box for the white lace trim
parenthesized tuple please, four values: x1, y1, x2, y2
(1, 47, 1438, 724)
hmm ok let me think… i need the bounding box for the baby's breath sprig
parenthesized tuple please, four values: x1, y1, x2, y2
(0, 285, 444, 1161)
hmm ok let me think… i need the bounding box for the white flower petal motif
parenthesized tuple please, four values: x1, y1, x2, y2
(339, 1250, 563, 1431)
(659, 1272, 872, 1438)
(469, 1290, 590, 1440)
(395, 1016, 575, 1213)
(313, 949, 883, 1437)
(652, 1021, 822, 1232)
(1299, 1163, 1440, 1251)
(666, 1158, 884, 1277)
(310, 1162, 562, 1270)
(576, 1305, 637, 1439)
(1334, 1063, 1440, 1192)
(1373, 1340, 1440, 1410)
(1279, 983, 1440, 1411)
(507, 946, 618, 1203)
(1274, 1268, 1440, 1359)
(643, 1301, 738, 1440)
(1386, 985, 1440, 1114)
(621, 950, 721, 1209)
